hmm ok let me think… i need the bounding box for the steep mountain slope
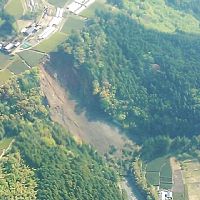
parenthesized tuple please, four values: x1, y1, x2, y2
(0, 68, 125, 200)
(61, 11, 200, 137)
(165, 0, 200, 19)
(121, 0, 200, 34)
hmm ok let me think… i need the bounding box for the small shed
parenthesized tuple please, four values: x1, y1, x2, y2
(24, 27, 36, 36)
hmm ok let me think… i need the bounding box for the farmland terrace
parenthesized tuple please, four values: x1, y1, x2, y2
(0, 0, 103, 86)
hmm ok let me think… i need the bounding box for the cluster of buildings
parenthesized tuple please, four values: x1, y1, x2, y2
(38, 7, 64, 40)
(0, 40, 21, 53)
(67, 0, 95, 15)
(159, 190, 173, 200)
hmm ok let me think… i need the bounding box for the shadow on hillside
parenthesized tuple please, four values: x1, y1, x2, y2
(44, 50, 142, 144)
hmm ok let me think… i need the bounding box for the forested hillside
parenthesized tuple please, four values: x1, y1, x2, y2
(62, 11, 200, 138)
(165, 0, 200, 19)
(0, 69, 125, 200)
(0, 0, 15, 37)
(115, 0, 200, 34)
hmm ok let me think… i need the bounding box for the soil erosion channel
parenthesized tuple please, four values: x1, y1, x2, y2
(40, 66, 144, 200)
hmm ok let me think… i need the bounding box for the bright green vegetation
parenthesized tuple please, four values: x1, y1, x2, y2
(160, 159, 172, 178)
(146, 157, 167, 172)
(0, 138, 13, 149)
(146, 156, 172, 189)
(165, 0, 200, 20)
(122, 0, 200, 34)
(33, 32, 67, 53)
(61, 16, 84, 34)
(63, 11, 200, 138)
(0, 152, 37, 199)
(133, 159, 158, 199)
(48, 0, 67, 7)
(5, 0, 24, 19)
(0, 69, 12, 85)
(17, 50, 45, 67)
(0, 52, 11, 69)
(145, 172, 159, 186)
(8, 56, 29, 74)
(0, 68, 125, 199)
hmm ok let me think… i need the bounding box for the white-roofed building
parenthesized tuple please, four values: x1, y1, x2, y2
(59, 8, 64, 18)
(49, 17, 62, 27)
(5, 43, 14, 50)
(39, 26, 55, 39)
(56, 7, 60, 18)
(85, 0, 95, 7)
(67, 2, 82, 13)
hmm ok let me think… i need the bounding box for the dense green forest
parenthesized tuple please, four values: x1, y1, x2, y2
(0, 69, 125, 200)
(0, 0, 15, 37)
(61, 11, 200, 138)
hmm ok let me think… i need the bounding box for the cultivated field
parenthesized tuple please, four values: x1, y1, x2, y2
(8, 56, 29, 74)
(145, 156, 173, 189)
(182, 159, 200, 200)
(61, 16, 84, 34)
(18, 50, 45, 67)
(0, 53, 12, 69)
(171, 157, 188, 200)
(33, 32, 67, 53)
(5, 0, 24, 19)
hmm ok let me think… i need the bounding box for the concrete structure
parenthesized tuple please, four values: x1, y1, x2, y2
(67, 2, 82, 13)
(49, 17, 62, 27)
(4, 43, 14, 51)
(67, 0, 95, 15)
(24, 26, 36, 36)
(39, 26, 55, 39)
(159, 190, 173, 200)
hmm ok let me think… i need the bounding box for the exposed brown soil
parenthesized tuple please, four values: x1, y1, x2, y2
(40, 66, 130, 155)
(171, 157, 184, 193)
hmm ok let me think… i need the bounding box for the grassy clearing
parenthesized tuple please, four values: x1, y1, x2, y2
(33, 32, 67, 53)
(0, 138, 13, 150)
(5, 0, 24, 19)
(146, 171, 159, 185)
(125, 0, 200, 34)
(8, 56, 29, 74)
(48, 0, 68, 7)
(17, 50, 45, 67)
(182, 159, 200, 200)
(61, 16, 84, 34)
(81, 0, 107, 18)
(0, 69, 13, 85)
(0, 52, 12, 70)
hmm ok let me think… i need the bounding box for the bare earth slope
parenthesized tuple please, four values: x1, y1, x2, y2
(40, 66, 128, 155)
